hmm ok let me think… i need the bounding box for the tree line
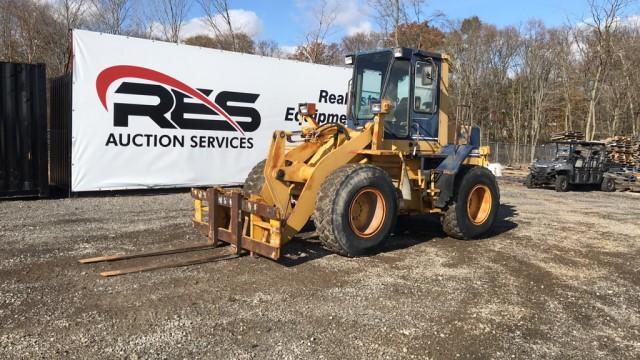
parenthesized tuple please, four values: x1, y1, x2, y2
(1, 0, 639, 150)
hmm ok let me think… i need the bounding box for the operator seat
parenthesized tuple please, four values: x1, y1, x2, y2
(387, 97, 408, 137)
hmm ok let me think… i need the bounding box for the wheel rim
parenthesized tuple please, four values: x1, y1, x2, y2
(349, 187, 386, 238)
(466, 184, 492, 226)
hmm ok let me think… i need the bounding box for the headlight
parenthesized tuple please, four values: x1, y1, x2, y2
(298, 102, 316, 116)
(370, 99, 392, 114)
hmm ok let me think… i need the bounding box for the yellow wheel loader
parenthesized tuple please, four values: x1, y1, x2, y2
(80, 48, 499, 276)
(191, 47, 500, 260)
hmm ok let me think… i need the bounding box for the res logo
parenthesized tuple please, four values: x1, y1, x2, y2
(96, 65, 261, 135)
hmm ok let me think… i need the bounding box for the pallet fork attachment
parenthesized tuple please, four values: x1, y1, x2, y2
(78, 242, 241, 277)
(78, 244, 240, 277)
(191, 187, 285, 260)
(77, 187, 278, 276)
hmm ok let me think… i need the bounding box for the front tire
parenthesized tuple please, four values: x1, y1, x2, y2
(242, 160, 266, 196)
(600, 177, 615, 192)
(555, 174, 569, 192)
(441, 166, 500, 239)
(314, 164, 397, 256)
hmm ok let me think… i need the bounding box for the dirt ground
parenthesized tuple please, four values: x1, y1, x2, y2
(1, 172, 639, 359)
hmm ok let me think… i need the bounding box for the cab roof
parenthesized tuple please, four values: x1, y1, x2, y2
(549, 140, 605, 146)
(349, 47, 448, 61)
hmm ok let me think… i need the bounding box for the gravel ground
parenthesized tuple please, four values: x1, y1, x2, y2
(1, 173, 639, 359)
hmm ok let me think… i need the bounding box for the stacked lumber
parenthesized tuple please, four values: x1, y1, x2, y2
(604, 136, 640, 167)
(608, 170, 640, 192)
(550, 131, 584, 141)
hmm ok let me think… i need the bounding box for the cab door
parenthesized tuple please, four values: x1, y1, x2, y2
(410, 56, 440, 140)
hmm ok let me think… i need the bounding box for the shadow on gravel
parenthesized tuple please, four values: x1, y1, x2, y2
(279, 203, 520, 266)
(486, 203, 519, 237)
(279, 233, 333, 267)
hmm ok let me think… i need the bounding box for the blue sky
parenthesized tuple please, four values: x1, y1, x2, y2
(180, 0, 621, 48)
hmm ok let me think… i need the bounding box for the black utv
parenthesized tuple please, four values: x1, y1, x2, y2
(525, 141, 615, 192)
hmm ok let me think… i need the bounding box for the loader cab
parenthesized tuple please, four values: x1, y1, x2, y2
(346, 48, 445, 143)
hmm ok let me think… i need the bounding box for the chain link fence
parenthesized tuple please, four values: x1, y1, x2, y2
(487, 142, 556, 167)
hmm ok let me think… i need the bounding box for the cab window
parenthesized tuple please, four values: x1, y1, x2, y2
(414, 61, 437, 113)
(382, 60, 411, 138)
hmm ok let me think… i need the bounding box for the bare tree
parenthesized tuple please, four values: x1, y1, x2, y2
(522, 21, 554, 161)
(368, 0, 443, 47)
(295, 0, 339, 63)
(0, 0, 67, 75)
(576, 0, 631, 140)
(368, 0, 403, 46)
(90, 0, 132, 35)
(55, 0, 88, 30)
(154, 0, 192, 43)
(255, 40, 281, 57)
(341, 32, 383, 53)
(0, 0, 18, 61)
(198, 0, 239, 51)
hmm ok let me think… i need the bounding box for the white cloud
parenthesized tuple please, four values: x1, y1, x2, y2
(154, 9, 262, 40)
(333, 0, 368, 27)
(279, 45, 298, 55)
(180, 18, 212, 38)
(576, 14, 640, 31)
(623, 15, 640, 28)
(295, 0, 373, 39)
(346, 21, 373, 36)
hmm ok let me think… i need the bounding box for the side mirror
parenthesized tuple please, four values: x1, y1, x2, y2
(421, 64, 434, 86)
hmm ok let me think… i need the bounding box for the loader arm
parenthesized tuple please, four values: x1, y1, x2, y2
(278, 123, 374, 239)
(192, 122, 374, 260)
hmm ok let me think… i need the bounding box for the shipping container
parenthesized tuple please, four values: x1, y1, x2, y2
(49, 74, 72, 195)
(0, 62, 48, 198)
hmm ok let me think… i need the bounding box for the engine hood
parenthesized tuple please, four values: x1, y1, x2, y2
(532, 160, 562, 167)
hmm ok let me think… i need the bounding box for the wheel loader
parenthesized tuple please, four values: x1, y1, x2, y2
(80, 47, 500, 276)
(191, 47, 500, 259)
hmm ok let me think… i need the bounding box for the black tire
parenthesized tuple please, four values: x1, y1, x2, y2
(242, 160, 266, 196)
(314, 164, 397, 256)
(524, 174, 534, 189)
(441, 166, 500, 240)
(600, 177, 616, 192)
(555, 174, 569, 192)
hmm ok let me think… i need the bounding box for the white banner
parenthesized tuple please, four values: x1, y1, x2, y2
(72, 30, 351, 191)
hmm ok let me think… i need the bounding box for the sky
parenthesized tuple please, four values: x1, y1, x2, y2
(180, 0, 635, 49)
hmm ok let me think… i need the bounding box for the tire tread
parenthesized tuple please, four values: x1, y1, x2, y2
(313, 164, 363, 256)
(242, 160, 266, 196)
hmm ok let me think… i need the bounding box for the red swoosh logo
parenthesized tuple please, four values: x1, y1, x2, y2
(96, 65, 245, 135)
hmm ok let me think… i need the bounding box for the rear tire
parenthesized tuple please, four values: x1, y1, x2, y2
(555, 174, 569, 192)
(242, 160, 266, 196)
(314, 164, 397, 256)
(600, 177, 615, 192)
(524, 174, 534, 189)
(441, 166, 500, 239)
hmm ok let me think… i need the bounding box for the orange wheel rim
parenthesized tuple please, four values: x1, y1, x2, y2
(348, 187, 386, 238)
(466, 184, 492, 225)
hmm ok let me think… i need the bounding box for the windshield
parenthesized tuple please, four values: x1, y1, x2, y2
(556, 144, 571, 158)
(351, 51, 392, 122)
